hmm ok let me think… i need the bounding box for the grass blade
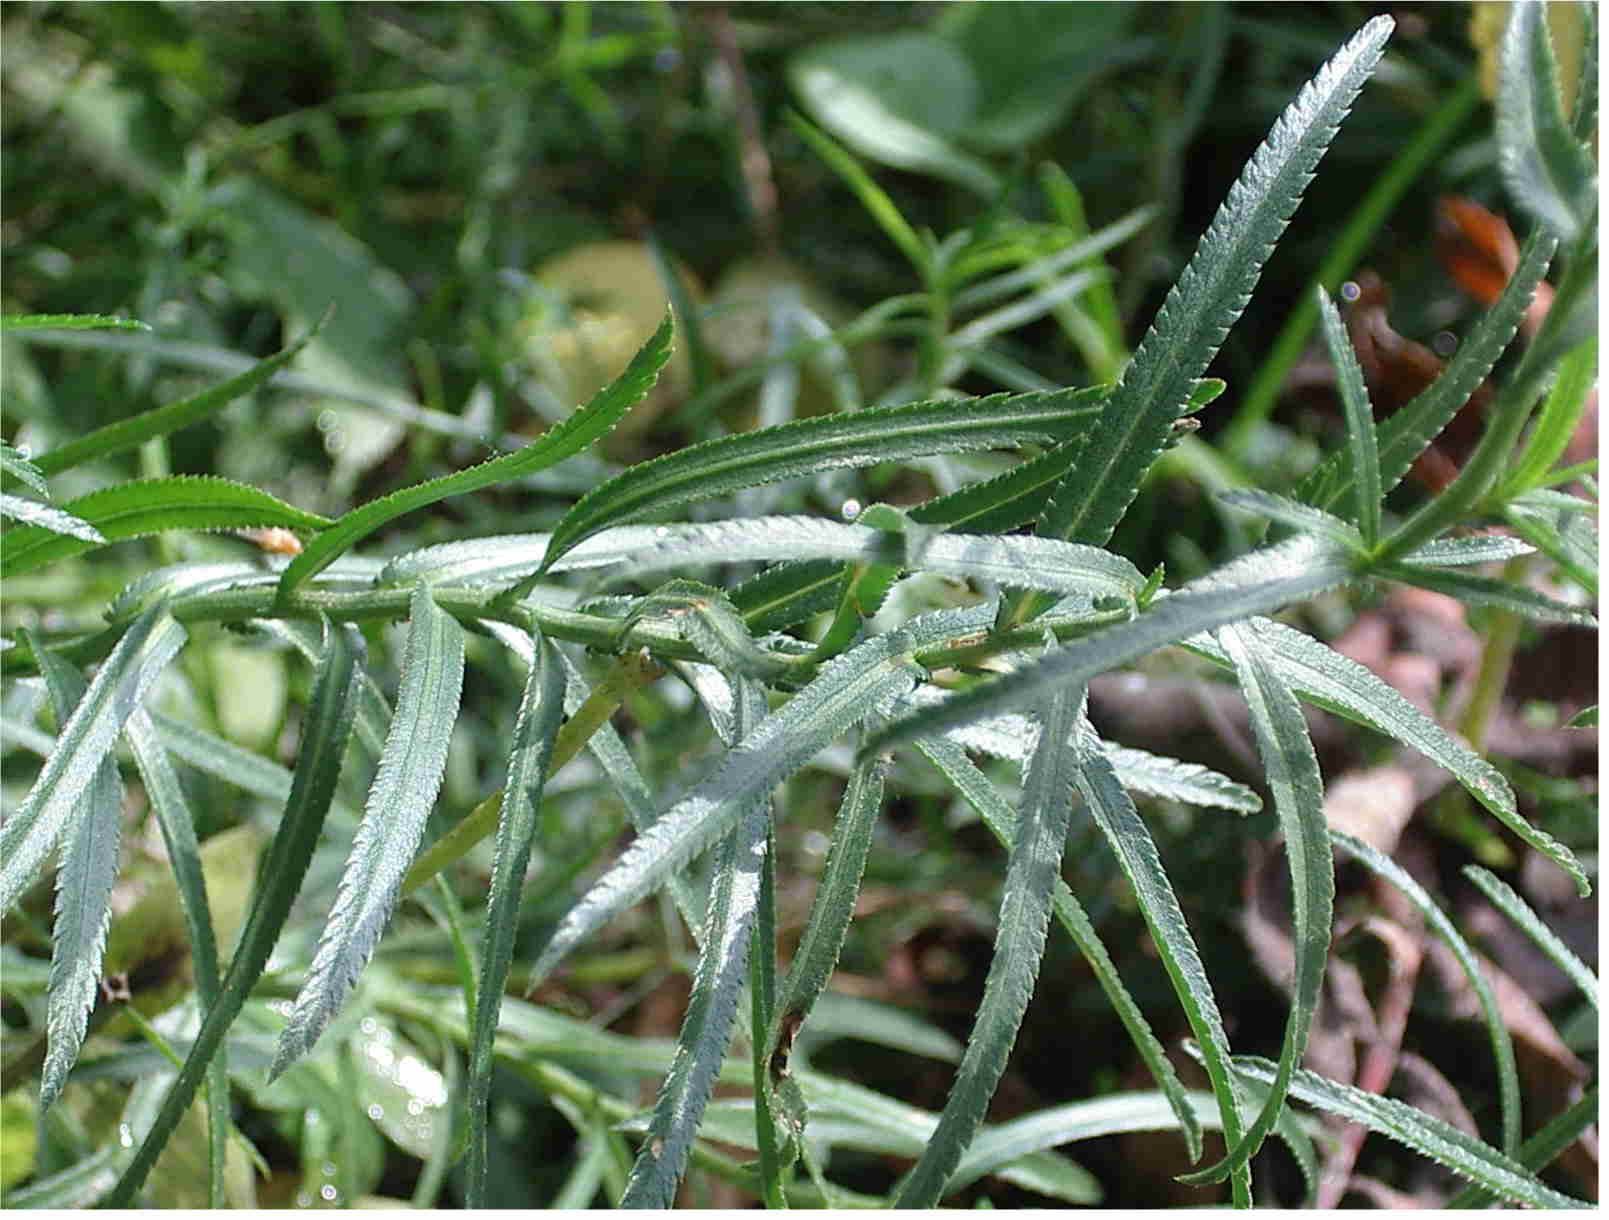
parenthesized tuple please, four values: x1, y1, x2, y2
(107, 619, 365, 1206)
(894, 679, 1081, 1206)
(270, 585, 466, 1077)
(1, 606, 187, 915)
(1178, 623, 1333, 1185)
(30, 315, 325, 478)
(466, 632, 566, 1206)
(277, 313, 673, 600)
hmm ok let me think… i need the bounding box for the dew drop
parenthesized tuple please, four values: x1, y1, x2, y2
(654, 526, 670, 538)
(118, 1123, 134, 1148)
(324, 431, 347, 454)
(320, 1185, 339, 1202)
(317, 409, 338, 432)
(1432, 330, 1458, 358)
(841, 498, 862, 521)
(296, 1192, 313, 1208)
(321, 1162, 337, 1178)
(360, 1017, 378, 1034)
(367, 1103, 385, 1122)
(14, 444, 29, 459)
(1339, 280, 1362, 303)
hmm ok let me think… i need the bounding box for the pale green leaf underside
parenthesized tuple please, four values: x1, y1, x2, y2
(0, 493, 106, 543)
(271, 587, 465, 1078)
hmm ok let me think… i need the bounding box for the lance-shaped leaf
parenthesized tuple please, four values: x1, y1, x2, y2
(0, 312, 149, 332)
(598, 515, 1145, 606)
(1036, 16, 1393, 550)
(28, 637, 123, 1113)
(1198, 1052, 1589, 1209)
(1178, 623, 1333, 1185)
(864, 534, 1355, 757)
(1182, 616, 1588, 895)
(1331, 832, 1522, 1155)
(1217, 489, 1364, 552)
(1446, 1084, 1599, 1209)
(271, 586, 465, 1078)
(1498, 0, 1597, 242)
(31, 314, 325, 478)
(538, 385, 1107, 572)
(1464, 865, 1598, 1010)
(466, 632, 566, 1206)
(1, 440, 49, 493)
(0, 493, 105, 542)
(1, 606, 186, 914)
(1399, 535, 1538, 568)
(0, 476, 331, 577)
(1381, 560, 1596, 626)
(523, 609, 995, 987)
(895, 681, 1081, 1207)
(277, 313, 673, 600)
(767, 755, 887, 1070)
(621, 675, 771, 1209)
(1315, 286, 1382, 544)
(1071, 711, 1251, 1205)
(108, 619, 365, 1207)
(913, 732, 1204, 1160)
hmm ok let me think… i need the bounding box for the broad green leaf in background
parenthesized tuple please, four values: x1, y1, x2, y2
(271, 587, 465, 1078)
(1, 606, 187, 915)
(0, 476, 331, 578)
(279, 313, 672, 600)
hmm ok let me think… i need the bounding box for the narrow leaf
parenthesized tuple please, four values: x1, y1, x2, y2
(525, 611, 965, 988)
(1298, 230, 1555, 516)
(1217, 488, 1364, 551)
(1205, 1053, 1588, 1209)
(1331, 832, 1522, 1154)
(1379, 560, 1596, 626)
(1446, 1083, 1598, 1208)
(1, 441, 49, 494)
(1182, 616, 1588, 895)
(30, 639, 123, 1112)
(271, 586, 465, 1077)
(1503, 336, 1598, 497)
(0, 493, 105, 542)
(1498, 0, 1597, 241)
(1037, 16, 1393, 549)
(1399, 535, 1537, 567)
(108, 619, 365, 1206)
(31, 315, 326, 478)
(1, 607, 186, 914)
(865, 535, 1355, 757)
(466, 632, 566, 1206)
(1315, 286, 1382, 544)
(1463, 866, 1598, 1009)
(277, 313, 673, 599)
(539, 385, 1106, 571)
(915, 732, 1204, 1161)
(0, 476, 331, 578)
(1071, 711, 1250, 1204)
(895, 680, 1082, 1206)
(1178, 623, 1333, 1184)
(621, 789, 771, 1207)
(0, 313, 149, 332)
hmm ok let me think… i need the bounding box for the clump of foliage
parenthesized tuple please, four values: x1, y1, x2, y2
(1, 1, 1595, 1209)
